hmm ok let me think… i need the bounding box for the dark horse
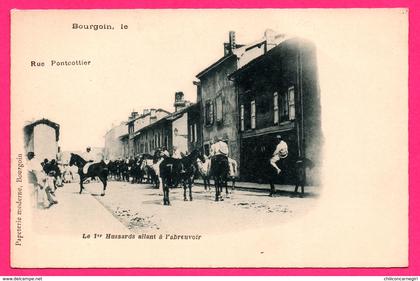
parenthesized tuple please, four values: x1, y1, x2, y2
(159, 149, 205, 206)
(210, 154, 230, 201)
(69, 153, 109, 196)
(266, 156, 315, 197)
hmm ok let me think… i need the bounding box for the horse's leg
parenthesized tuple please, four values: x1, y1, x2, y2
(100, 177, 107, 196)
(269, 180, 275, 197)
(215, 178, 219, 201)
(183, 180, 187, 201)
(301, 184, 305, 198)
(162, 180, 167, 205)
(189, 178, 193, 201)
(79, 178, 84, 194)
(166, 180, 171, 206)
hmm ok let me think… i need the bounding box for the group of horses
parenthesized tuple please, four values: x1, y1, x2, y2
(107, 153, 161, 187)
(68, 148, 313, 205)
(68, 149, 239, 204)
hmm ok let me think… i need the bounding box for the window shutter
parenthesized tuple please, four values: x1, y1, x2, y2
(240, 104, 245, 131)
(273, 92, 279, 124)
(288, 87, 295, 120)
(210, 101, 214, 124)
(251, 100, 256, 129)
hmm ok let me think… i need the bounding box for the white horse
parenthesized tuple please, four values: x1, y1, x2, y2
(196, 156, 238, 192)
(141, 158, 163, 192)
(196, 155, 211, 190)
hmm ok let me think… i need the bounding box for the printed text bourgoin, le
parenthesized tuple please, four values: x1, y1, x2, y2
(72, 23, 129, 31)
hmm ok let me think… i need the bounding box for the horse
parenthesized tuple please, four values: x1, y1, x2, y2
(130, 157, 143, 184)
(292, 157, 315, 197)
(197, 156, 238, 194)
(42, 159, 63, 190)
(196, 155, 211, 191)
(267, 156, 315, 197)
(69, 153, 109, 196)
(159, 149, 205, 205)
(210, 154, 230, 201)
(140, 151, 163, 189)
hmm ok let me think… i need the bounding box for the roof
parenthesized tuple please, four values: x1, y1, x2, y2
(119, 133, 129, 139)
(132, 103, 196, 137)
(229, 37, 307, 80)
(126, 108, 171, 124)
(24, 118, 60, 141)
(196, 54, 236, 79)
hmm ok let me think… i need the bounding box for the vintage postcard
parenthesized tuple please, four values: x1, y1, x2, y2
(10, 9, 408, 268)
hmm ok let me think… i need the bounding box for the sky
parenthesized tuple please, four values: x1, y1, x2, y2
(12, 9, 407, 152)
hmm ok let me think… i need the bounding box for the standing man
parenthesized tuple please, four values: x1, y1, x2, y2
(270, 135, 288, 174)
(27, 152, 57, 208)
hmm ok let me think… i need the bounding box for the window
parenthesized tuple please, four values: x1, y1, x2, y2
(215, 95, 223, 123)
(240, 104, 245, 131)
(288, 87, 296, 120)
(273, 92, 279, 124)
(251, 100, 256, 129)
(280, 91, 289, 122)
(205, 100, 214, 125)
(189, 123, 197, 143)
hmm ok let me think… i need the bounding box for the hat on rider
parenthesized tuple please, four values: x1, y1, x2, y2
(276, 135, 282, 139)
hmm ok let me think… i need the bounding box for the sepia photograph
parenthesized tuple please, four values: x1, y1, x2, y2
(10, 9, 408, 268)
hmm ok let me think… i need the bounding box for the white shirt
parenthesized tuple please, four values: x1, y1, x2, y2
(172, 149, 182, 159)
(27, 157, 42, 173)
(83, 151, 95, 162)
(211, 141, 229, 156)
(273, 140, 288, 158)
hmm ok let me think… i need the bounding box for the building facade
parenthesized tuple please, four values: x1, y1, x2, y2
(127, 108, 170, 157)
(131, 93, 195, 157)
(230, 37, 322, 185)
(104, 122, 128, 160)
(187, 103, 202, 153)
(24, 118, 60, 162)
(196, 32, 241, 167)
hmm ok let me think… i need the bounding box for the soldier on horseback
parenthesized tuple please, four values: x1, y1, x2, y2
(210, 136, 230, 201)
(270, 135, 288, 175)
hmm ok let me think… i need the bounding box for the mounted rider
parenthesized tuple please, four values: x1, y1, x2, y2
(82, 146, 95, 174)
(172, 146, 185, 173)
(210, 136, 229, 174)
(270, 135, 289, 174)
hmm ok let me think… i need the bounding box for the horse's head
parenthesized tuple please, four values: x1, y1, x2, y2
(191, 149, 206, 163)
(69, 153, 76, 167)
(69, 153, 86, 168)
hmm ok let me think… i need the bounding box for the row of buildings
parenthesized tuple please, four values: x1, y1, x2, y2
(104, 29, 322, 185)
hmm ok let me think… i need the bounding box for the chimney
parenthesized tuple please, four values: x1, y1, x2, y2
(174, 92, 186, 112)
(229, 31, 236, 50)
(264, 29, 277, 51)
(129, 111, 139, 120)
(150, 108, 157, 121)
(143, 109, 150, 115)
(224, 31, 236, 56)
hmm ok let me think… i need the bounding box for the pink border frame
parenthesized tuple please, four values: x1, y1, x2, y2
(0, 0, 418, 276)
